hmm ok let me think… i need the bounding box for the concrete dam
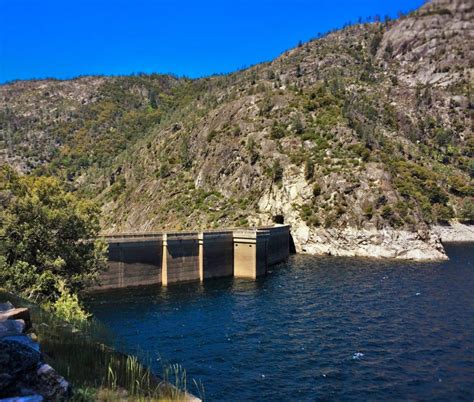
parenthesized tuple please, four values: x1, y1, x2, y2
(94, 225, 291, 290)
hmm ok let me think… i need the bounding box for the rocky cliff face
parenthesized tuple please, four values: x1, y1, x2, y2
(1, 0, 472, 260)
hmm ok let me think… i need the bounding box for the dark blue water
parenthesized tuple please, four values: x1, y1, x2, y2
(87, 243, 474, 401)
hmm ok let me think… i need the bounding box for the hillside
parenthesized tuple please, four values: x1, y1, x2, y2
(1, 0, 472, 259)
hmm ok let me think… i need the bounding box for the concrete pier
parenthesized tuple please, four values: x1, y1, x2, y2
(233, 229, 269, 279)
(93, 225, 290, 291)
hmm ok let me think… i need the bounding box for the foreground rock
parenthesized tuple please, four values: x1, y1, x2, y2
(0, 302, 71, 401)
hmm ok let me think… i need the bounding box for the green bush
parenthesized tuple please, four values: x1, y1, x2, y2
(272, 160, 284, 184)
(313, 183, 322, 197)
(271, 124, 286, 140)
(459, 199, 474, 221)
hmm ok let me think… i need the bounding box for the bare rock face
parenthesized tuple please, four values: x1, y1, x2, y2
(258, 165, 448, 261)
(294, 227, 447, 260)
(433, 222, 474, 243)
(0, 339, 41, 391)
(378, 0, 473, 87)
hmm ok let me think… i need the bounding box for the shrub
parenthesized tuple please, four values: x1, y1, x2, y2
(45, 280, 91, 323)
(363, 205, 374, 219)
(305, 159, 315, 180)
(207, 130, 218, 142)
(271, 124, 286, 140)
(272, 160, 284, 184)
(381, 205, 393, 219)
(313, 183, 322, 197)
(459, 199, 474, 222)
(159, 163, 171, 178)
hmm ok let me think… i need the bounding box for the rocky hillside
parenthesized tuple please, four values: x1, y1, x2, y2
(1, 0, 472, 259)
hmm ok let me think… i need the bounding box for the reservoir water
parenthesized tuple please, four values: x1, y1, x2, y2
(87, 243, 474, 401)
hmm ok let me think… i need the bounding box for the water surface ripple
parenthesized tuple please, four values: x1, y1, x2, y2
(87, 243, 474, 401)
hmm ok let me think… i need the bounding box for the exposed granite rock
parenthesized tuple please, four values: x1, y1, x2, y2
(0, 320, 26, 337)
(0, 308, 32, 331)
(0, 302, 15, 312)
(258, 167, 449, 261)
(0, 339, 41, 394)
(433, 222, 474, 243)
(294, 226, 447, 260)
(0, 303, 71, 401)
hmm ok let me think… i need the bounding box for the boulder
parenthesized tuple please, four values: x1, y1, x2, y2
(0, 339, 41, 395)
(0, 308, 32, 331)
(35, 364, 71, 401)
(0, 320, 25, 337)
(0, 302, 14, 312)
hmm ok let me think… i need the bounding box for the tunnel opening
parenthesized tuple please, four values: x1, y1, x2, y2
(272, 215, 284, 224)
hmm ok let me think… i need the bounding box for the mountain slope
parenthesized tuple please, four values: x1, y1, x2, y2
(1, 0, 472, 259)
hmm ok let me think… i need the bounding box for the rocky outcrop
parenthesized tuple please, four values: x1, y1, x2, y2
(293, 226, 447, 260)
(258, 166, 449, 261)
(0, 302, 71, 401)
(433, 222, 474, 243)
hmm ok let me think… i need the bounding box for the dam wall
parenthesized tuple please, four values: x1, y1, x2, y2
(94, 226, 290, 291)
(263, 225, 290, 265)
(199, 231, 234, 280)
(163, 233, 200, 285)
(93, 235, 163, 290)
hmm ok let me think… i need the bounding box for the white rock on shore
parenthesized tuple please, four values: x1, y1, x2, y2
(258, 167, 451, 261)
(293, 225, 448, 261)
(433, 222, 474, 243)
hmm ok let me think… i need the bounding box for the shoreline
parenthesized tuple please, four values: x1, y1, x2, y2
(292, 222, 474, 262)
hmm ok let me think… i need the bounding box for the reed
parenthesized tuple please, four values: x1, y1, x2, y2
(0, 290, 199, 401)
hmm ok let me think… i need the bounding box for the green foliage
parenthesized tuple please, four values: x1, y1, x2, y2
(363, 204, 374, 219)
(305, 159, 315, 180)
(312, 183, 322, 197)
(271, 123, 286, 140)
(381, 205, 393, 219)
(246, 137, 259, 165)
(370, 32, 383, 56)
(0, 165, 107, 321)
(392, 161, 450, 223)
(44, 280, 91, 322)
(300, 203, 320, 227)
(292, 115, 305, 134)
(272, 160, 284, 185)
(207, 129, 218, 142)
(159, 162, 171, 178)
(459, 199, 474, 221)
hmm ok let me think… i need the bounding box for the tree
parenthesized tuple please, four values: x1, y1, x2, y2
(0, 165, 107, 320)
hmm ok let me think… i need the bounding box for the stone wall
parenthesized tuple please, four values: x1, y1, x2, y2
(0, 302, 70, 400)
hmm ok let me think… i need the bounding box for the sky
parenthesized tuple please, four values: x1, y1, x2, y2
(0, 0, 425, 83)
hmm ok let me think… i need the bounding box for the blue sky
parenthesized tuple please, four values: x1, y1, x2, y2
(0, 0, 425, 83)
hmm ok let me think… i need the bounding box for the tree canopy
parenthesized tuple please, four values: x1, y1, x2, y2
(0, 165, 107, 320)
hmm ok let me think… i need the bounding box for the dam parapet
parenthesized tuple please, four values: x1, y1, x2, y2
(93, 225, 290, 291)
